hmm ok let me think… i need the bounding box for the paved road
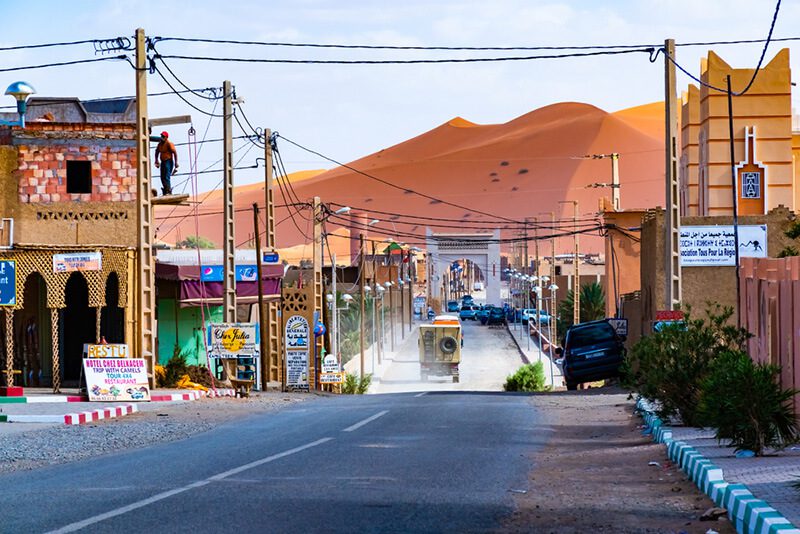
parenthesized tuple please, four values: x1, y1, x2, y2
(0, 392, 543, 533)
(373, 320, 525, 394)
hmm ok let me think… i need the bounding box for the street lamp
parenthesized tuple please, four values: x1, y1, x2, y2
(374, 284, 385, 365)
(334, 206, 352, 215)
(547, 282, 559, 387)
(2, 82, 35, 128)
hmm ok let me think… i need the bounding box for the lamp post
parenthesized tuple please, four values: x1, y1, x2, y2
(385, 281, 395, 352)
(375, 284, 385, 365)
(547, 282, 559, 387)
(1, 82, 35, 128)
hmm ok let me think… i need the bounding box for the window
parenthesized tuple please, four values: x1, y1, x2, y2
(66, 161, 92, 194)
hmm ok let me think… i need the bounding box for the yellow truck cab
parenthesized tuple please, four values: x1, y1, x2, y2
(418, 315, 462, 383)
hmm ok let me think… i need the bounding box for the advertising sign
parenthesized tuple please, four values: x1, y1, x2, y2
(206, 323, 259, 359)
(607, 318, 628, 337)
(680, 225, 767, 266)
(200, 265, 261, 282)
(285, 315, 310, 391)
(83, 358, 150, 401)
(53, 251, 102, 273)
(322, 354, 340, 374)
(0, 260, 15, 306)
(84, 344, 129, 359)
(320, 373, 344, 384)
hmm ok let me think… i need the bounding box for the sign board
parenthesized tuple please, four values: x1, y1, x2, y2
(320, 373, 344, 384)
(655, 310, 684, 321)
(200, 265, 262, 282)
(680, 225, 767, 266)
(322, 354, 340, 374)
(607, 318, 628, 337)
(84, 343, 129, 359)
(83, 358, 150, 401)
(206, 323, 260, 359)
(653, 320, 686, 333)
(285, 315, 310, 391)
(53, 251, 102, 273)
(0, 260, 15, 306)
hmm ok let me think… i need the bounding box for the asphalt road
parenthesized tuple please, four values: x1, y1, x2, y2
(0, 391, 543, 534)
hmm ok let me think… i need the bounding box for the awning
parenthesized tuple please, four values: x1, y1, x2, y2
(156, 262, 283, 308)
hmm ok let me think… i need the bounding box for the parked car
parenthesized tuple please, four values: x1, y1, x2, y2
(487, 306, 506, 325)
(461, 295, 475, 306)
(556, 319, 626, 391)
(446, 300, 460, 313)
(533, 310, 551, 326)
(520, 308, 537, 323)
(459, 305, 478, 321)
(476, 305, 490, 324)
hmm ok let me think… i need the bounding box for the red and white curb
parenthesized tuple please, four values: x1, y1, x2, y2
(0, 404, 138, 425)
(204, 388, 235, 398)
(150, 391, 204, 402)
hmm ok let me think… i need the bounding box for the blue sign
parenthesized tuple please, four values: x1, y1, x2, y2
(0, 261, 15, 306)
(263, 252, 280, 263)
(200, 265, 260, 282)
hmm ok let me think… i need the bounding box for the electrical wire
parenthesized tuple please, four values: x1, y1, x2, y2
(0, 55, 128, 73)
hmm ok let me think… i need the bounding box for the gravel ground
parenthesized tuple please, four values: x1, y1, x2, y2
(0, 392, 313, 475)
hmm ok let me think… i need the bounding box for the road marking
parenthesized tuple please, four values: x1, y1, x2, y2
(414, 392, 427, 397)
(343, 410, 388, 432)
(47, 438, 333, 533)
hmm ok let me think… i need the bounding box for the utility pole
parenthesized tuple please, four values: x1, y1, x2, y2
(359, 233, 366, 377)
(372, 241, 381, 364)
(664, 38, 682, 310)
(533, 217, 542, 361)
(550, 212, 558, 345)
(312, 197, 323, 387)
(135, 28, 156, 387)
(253, 203, 267, 390)
(407, 253, 413, 331)
(262, 128, 281, 389)
(331, 252, 338, 373)
(399, 250, 406, 339)
(573, 201, 580, 325)
(222, 80, 236, 323)
(388, 252, 395, 352)
(611, 153, 620, 211)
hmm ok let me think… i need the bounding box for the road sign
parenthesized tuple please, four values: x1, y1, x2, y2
(607, 318, 628, 336)
(0, 260, 15, 306)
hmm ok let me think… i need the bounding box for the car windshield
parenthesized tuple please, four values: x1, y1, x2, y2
(568, 323, 616, 347)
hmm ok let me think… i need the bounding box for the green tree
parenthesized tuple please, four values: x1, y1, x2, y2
(557, 281, 606, 331)
(176, 235, 215, 249)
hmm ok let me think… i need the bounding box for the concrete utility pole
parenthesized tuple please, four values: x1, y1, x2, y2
(388, 253, 395, 352)
(135, 28, 156, 387)
(253, 203, 267, 390)
(359, 233, 366, 377)
(262, 128, 281, 388)
(372, 241, 381, 364)
(407, 253, 413, 330)
(312, 197, 323, 386)
(550, 212, 557, 344)
(573, 201, 579, 325)
(222, 80, 236, 323)
(399, 250, 406, 339)
(611, 153, 620, 211)
(664, 38, 682, 310)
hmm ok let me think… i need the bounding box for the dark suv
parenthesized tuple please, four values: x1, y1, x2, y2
(556, 319, 626, 390)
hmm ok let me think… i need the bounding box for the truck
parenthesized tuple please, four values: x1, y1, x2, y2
(418, 315, 462, 383)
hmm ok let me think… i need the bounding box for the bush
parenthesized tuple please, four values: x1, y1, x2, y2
(161, 352, 189, 387)
(504, 362, 548, 392)
(698, 350, 799, 455)
(341, 373, 372, 394)
(624, 303, 751, 427)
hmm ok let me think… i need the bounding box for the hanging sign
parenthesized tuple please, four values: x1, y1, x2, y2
(0, 260, 15, 306)
(679, 225, 767, 266)
(206, 323, 259, 359)
(83, 358, 150, 402)
(200, 265, 261, 282)
(84, 343, 129, 359)
(285, 315, 310, 391)
(53, 251, 102, 273)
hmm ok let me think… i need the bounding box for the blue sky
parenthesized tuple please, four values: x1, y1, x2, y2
(1, 0, 797, 193)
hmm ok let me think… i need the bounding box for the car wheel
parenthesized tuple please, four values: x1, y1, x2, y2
(566, 381, 578, 391)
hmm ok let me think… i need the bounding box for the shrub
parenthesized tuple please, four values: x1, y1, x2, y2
(777, 246, 799, 258)
(161, 352, 189, 387)
(341, 373, 372, 394)
(624, 303, 751, 427)
(698, 350, 799, 456)
(504, 362, 548, 392)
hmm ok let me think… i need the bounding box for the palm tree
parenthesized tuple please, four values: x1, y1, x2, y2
(557, 282, 606, 331)
(176, 235, 215, 249)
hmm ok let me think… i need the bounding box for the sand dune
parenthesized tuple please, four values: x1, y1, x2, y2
(156, 101, 665, 260)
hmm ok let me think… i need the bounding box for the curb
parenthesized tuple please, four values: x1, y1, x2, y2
(505, 322, 531, 364)
(0, 404, 138, 425)
(636, 398, 800, 534)
(0, 395, 88, 404)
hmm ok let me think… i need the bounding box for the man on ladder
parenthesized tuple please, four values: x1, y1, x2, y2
(154, 130, 179, 196)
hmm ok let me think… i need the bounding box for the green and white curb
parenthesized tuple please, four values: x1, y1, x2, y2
(636, 398, 799, 534)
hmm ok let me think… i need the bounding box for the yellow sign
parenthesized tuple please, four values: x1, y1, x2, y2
(320, 372, 344, 384)
(85, 344, 129, 359)
(221, 327, 247, 352)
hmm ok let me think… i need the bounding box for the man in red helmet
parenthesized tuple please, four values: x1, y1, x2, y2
(154, 131, 179, 195)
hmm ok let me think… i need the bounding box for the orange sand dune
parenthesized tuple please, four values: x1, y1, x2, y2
(156, 102, 665, 258)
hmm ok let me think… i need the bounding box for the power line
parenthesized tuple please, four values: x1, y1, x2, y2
(0, 37, 131, 52)
(0, 55, 129, 73)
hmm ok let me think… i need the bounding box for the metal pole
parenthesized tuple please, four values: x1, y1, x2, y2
(573, 201, 580, 326)
(135, 28, 156, 387)
(262, 128, 281, 389)
(222, 80, 236, 323)
(331, 252, 338, 370)
(408, 254, 413, 332)
(388, 249, 395, 352)
(400, 250, 406, 339)
(551, 212, 557, 345)
(727, 75, 742, 321)
(372, 241, 381, 364)
(664, 38, 682, 310)
(253, 203, 267, 390)
(359, 233, 366, 377)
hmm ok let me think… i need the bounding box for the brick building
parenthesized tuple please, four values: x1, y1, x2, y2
(0, 98, 138, 392)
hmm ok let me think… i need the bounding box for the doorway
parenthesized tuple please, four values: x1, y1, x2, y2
(62, 273, 94, 386)
(100, 273, 125, 343)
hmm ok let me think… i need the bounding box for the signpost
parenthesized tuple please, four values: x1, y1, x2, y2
(285, 315, 310, 391)
(0, 260, 15, 306)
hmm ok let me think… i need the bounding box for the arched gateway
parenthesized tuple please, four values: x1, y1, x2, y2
(426, 230, 501, 306)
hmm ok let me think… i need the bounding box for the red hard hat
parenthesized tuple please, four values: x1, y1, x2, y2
(160, 131, 169, 138)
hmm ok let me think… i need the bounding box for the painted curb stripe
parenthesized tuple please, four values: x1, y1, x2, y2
(637, 397, 799, 533)
(64, 404, 137, 425)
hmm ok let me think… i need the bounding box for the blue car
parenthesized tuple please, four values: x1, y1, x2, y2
(447, 300, 460, 313)
(459, 305, 478, 321)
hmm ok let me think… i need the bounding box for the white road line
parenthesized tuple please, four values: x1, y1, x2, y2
(414, 392, 427, 397)
(343, 410, 389, 432)
(47, 438, 333, 534)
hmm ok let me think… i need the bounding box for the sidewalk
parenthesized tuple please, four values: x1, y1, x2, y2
(0, 387, 234, 426)
(640, 401, 800, 532)
(343, 320, 420, 390)
(505, 319, 564, 389)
